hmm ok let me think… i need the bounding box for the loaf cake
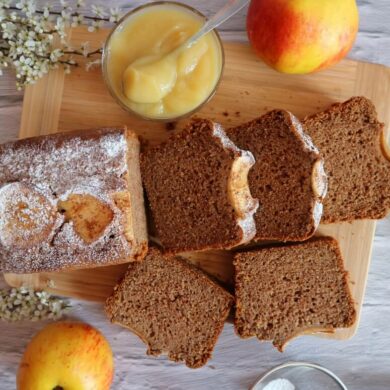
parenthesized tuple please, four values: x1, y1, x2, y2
(105, 247, 233, 368)
(0, 128, 148, 273)
(303, 96, 390, 222)
(228, 110, 327, 242)
(234, 237, 356, 351)
(141, 119, 259, 254)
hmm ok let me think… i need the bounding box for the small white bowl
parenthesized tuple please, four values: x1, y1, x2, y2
(250, 362, 348, 390)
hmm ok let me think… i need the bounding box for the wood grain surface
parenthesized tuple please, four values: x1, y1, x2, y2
(4, 26, 390, 346)
(1, 1, 390, 389)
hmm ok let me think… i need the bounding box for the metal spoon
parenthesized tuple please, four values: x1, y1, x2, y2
(180, 0, 250, 51)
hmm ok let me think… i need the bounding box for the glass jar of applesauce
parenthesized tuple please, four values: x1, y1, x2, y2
(102, 1, 225, 121)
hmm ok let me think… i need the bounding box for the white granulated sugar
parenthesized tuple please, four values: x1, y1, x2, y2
(262, 378, 295, 390)
(0, 129, 135, 273)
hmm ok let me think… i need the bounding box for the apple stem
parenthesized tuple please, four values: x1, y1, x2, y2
(53, 387, 64, 390)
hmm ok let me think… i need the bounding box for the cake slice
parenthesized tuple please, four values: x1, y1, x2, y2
(303, 96, 390, 223)
(234, 237, 356, 351)
(105, 247, 233, 368)
(141, 118, 258, 254)
(0, 128, 148, 273)
(228, 110, 327, 242)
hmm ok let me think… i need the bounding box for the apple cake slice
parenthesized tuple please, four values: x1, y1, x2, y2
(0, 128, 148, 273)
(141, 118, 258, 254)
(228, 110, 327, 242)
(234, 237, 356, 351)
(303, 96, 390, 222)
(105, 247, 233, 368)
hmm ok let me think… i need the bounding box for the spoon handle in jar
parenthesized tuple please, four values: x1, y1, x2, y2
(185, 0, 250, 48)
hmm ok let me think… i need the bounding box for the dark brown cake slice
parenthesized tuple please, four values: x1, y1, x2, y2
(303, 96, 390, 223)
(228, 110, 327, 242)
(105, 247, 233, 368)
(141, 119, 258, 254)
(234, 237, 356, 351)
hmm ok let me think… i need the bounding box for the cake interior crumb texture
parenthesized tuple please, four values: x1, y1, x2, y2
(303, 96, 390, 223)
(228, 110, 325, 242)
(105, 247, 234, 368)
(234, 237, 356, 351)
(141, 118, 257, 254)
(0, 128, 148, 273)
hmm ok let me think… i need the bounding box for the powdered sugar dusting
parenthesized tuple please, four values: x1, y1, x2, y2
(312, 159, 328, 200)
(100, 132, 128, 158)
(289, 113, 327, 229)
(313, 200, 323, 229)
(0, 128, 138, 273)
(288, 112, 319, 154)
(213, 122, 259, 245)
(0, 183, 59, 249)
(212, 122, 241, 153)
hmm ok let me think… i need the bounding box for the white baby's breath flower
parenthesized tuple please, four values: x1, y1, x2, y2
(0, 0, 115, 87)
(71, 14, 84, 27)
(15, 0, 35, 16)
(0, 287, 70, 322)
(0, 8, 6, 21)
(86, 57, 101, 71)
(61, 8, 72, 22)
(2, 21, 17, 39)
(109, 7, 121, 23)
(91, 4, 106, 18)
(80, 41, 89, 57)
(50, 48, 63, 62)
(42, 5, 50, 19)
(0, 0, 12, 8)
(88, 19, 105, 32)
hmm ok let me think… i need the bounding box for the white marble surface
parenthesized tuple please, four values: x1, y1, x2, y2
(0, 1, 390, 389)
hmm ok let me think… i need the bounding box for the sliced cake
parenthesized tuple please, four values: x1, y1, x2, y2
(234, 237, 356, 351)
(141, 118, 258, 254)
(228, 110, 327, 242)
(0, 128, 148, 273)
(105, 247, 234, 368)
(303, 96, 390, 223)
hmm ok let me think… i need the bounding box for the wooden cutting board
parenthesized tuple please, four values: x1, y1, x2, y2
(4, 27, 390, 340)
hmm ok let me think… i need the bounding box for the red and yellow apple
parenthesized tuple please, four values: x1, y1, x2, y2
(247, 0, 359, 74)
(17, 322, 114, 390)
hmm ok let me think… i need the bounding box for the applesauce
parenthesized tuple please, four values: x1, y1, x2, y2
(102, 2, 224, 120)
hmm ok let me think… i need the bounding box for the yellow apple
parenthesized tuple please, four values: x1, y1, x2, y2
(247, 0, 359, 74)
(17, 322, 114, 390)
